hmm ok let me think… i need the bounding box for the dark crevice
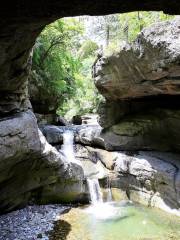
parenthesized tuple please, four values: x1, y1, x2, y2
(11, 49, 29, 61)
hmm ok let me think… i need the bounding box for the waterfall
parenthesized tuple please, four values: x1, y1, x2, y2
(86, 178, 118, 220)
(87, 179, 103, 205)
(106, 176, 113, 202)
(61, 130, 81, 165)
(87, 177, 113, 204)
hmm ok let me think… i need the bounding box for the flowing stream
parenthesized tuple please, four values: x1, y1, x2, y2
(52, 176, 180, 239)
(106, 176, 113, 202)
(56, 131, 180, 240)
(86, 178, 121, 220)
(61, 130, 81, 166)
(87, 178, 103, 204)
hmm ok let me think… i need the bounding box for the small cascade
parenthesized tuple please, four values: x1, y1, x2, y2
(86, 178, 118, 220)
(87, 179, 103, 205)
(106, 176, 113, 202)
(61, 130, 81, 165)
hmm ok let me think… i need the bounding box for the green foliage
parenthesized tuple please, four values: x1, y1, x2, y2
(58, 55, 103, 120)
(78, 40, 98, 59)
(104, 11, 174, 54)
(32, 18, 83, 106)
(117, 11, 174, 42)
(32, 17, 101, 118)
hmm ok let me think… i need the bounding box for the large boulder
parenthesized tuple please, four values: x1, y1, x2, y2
(93, 17, 180, 100)
(0, 110, 85, 214)
(40, 124, 104, 147)
(75, 145, 109, 179)
(93, 18, 180, 152)
(112, 151, 180, 214)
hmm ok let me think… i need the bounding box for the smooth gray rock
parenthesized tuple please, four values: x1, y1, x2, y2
(73, 142, 180, 214)
(40, 124, 104, 148)
(113, 151, 180, 213)
(0, 111, 85, 214)
(93, 19, 180, 152)
(75, 145, 109, 179)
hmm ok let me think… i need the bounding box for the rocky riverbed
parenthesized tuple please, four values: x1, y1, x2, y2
(0, 205, 70, 240)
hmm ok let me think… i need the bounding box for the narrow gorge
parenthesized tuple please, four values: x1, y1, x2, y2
(0, 1, 180, 240)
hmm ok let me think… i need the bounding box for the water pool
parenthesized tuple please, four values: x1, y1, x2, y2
(49, 201, 180, 240)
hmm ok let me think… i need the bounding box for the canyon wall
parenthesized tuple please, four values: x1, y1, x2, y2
(93, 17, 180, 152)
(92, 18, 180, 213)
(0, 1, 180, 213)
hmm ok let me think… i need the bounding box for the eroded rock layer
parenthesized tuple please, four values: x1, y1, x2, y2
(94, 18, 180, 100)
(93, 18, 180, 152)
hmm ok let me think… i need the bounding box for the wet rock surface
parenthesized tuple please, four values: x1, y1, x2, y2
(74, 144, 180, 214)
(40, 124, 104, 148)
(112, 151, 180, 213)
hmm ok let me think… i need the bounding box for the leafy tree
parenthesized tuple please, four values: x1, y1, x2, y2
(31, 18, 84, 110)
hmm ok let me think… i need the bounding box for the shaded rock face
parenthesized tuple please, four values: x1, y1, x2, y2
(101, 109, 180, 151)
(98, 95, 180, 128)
(35, 113, 58, 125)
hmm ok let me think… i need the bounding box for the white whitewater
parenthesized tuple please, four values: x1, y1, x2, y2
(61, 130, 81, 166)
(86, 178, 118, 220)
(87, 179, 103, 204)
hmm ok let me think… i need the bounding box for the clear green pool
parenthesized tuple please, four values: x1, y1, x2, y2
(50, 201, 180, 240)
